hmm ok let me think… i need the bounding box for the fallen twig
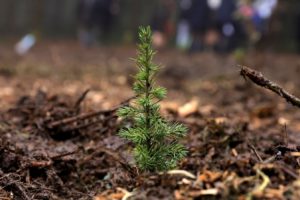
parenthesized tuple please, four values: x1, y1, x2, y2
(20, 151, 77, 169)
(278, 163, 299, 179)
(60, 115, 116, 133)
(0, 173, 31, 200)
(165, 169, 196, 179)
(47, 96, 135, 129)
(28, 160, 52, 168)
(74, 89, 90, 111)
(50, 150, 77, 160)
(248, 144, 263, 162)
(79, 147, 136, 176)
(240, 66, 300, 108)
(47, 108, 113, 129)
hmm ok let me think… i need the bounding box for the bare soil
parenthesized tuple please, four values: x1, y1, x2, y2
(0, 41, 299, 199)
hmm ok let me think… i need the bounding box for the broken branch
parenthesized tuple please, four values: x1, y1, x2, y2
(240, 66, 300, 108)
(47, 96, 135, 129)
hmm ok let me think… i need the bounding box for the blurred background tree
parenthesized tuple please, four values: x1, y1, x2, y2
(0, 0, 299, 51)
(0, 0, 157, 40)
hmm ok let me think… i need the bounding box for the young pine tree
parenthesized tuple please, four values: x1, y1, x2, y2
(117, 26, 187, 172)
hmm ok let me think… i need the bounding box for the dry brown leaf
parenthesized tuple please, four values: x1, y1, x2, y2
(250, 104, 275, 118)
(166, 169, 196, 179)
(180, 178, 192, 185)
(94, 188, 134, 200)
(178, 99, 199, 117)
(214, 117, 228, 125)
(94, 192, 123, 200)
(263, 187, 285, 199)
(231, 148, 238, 157)
(188, 188, 219, 197)
(174, 190, 186, 200)
(198, 170, 222, 183)
(87, 91, 104, 104)
(278, 117, 290, 126)
(116, 75, 127, 85)
(291, 152, 300, 157)
(0, 87, 14, 97)
(199, 104, 215, 115)
(161, 101, 180, 112)
(290, 180, 300, 199)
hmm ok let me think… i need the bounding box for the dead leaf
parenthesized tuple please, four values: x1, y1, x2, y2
(188, 188, 219, 197)
(178, 99, 199, 117)
(199, 104, 215, 115)
(174, 190, 185, 200)
(290, 152, 300, 157)
(263, 187, 285, 199)
(94, 188, 134, 200)
(161, 101, 180, 112)
(87, 91, 104, 104)
(0, 87, 14, 97)
(278, 117, 290, 126)
(251, 104, 275, 118)
(166, 170, 196, 179)
(214, 117, 228, 125)
(198, 170, 222, 183)
(231, 148, 238, 157)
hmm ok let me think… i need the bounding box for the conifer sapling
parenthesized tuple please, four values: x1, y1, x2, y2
(117, 26, 187, 171)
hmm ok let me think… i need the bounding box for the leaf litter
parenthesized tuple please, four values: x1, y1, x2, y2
(0, 45, 299, 199)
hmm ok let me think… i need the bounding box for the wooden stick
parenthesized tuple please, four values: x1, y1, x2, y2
(240, 66, 300, 108)
(47, 96, 135, 129)
(50, 150, 77, 160)
(47, 109, 112, 128)
(74, 89, 90, 110)
(248, 143, 263, 162)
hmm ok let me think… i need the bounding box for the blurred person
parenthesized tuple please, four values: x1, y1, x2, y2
(236, 0, 277, 46)
(188, 0, 210, 52)
(238, 0, 255, 19)
(176, 0, 192, 50)
(77, 0, 119, 47)
(204, 0, 245, 52)
(215, 0, 245, 52)
(77, 0, 97, 46)
(184, 0, 244, 53)
(205, 0, 222, 50)
(251, 0, 277, 39)
(15, 33, 37, 56)
(236, 0, 256, 44)
(151, 0, 176, 49)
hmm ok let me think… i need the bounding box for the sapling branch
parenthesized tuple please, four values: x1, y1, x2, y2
(240, 66, 300, 108)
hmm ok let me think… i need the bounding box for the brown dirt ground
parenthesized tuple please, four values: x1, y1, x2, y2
(0, 40, 299, 199)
